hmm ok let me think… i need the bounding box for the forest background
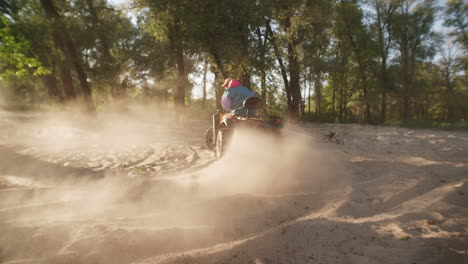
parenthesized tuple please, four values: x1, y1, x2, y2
(0, 0, 467, 128)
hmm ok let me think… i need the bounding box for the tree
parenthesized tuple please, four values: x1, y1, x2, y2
(39, 0, 95, 111)
(302, 0, 334, 119)
(84, 0, 121, 99)
(392, 0, 435, 121)
(136, 0, 193, 114)
(336, 0, 376, 123)
(436, 38, 459, 121)
(0, 17, 48, 79)
(201, 56, 208, 109)
(444, 0, 467, 49)
(1, 0, 465, 125)
(444, 0, 467, 71)
(369, 0, 402, 123)
(266, 0, 309, 119)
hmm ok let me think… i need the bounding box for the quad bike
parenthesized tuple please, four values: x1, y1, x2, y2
(205, 96, 283, 159)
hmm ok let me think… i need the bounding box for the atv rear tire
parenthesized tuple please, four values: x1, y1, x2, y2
(205, 126, 215, 149)
(215, 129, 231, 159)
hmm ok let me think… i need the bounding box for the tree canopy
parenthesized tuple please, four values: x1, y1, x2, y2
(0, 0, 466, 123)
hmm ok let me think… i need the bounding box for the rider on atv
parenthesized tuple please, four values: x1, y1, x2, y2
(206, 78, 281, 158)
(221, 78, 255, 115)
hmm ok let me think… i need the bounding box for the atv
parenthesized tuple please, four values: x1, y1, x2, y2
(205, 96, 283, 159)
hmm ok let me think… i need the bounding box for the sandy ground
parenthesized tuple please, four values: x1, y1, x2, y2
(0, 110, 466, 264)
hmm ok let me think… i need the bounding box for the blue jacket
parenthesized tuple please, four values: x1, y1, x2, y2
(221, 85, 255, 113)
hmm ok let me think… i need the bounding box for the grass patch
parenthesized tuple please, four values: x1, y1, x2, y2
(399, 236, 411, 240)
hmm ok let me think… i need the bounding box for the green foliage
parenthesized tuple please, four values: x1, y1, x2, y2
(0, 0, 465, 129)
(0, 16, 49, 79)
(444, 0, 467, 49)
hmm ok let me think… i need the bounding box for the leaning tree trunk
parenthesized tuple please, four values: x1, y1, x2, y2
(59, 67, 76, 102)
(42, 68, 64, 102)
(40, 0, 95, 112)
(51, 30, 76, 103)
(266, 21, 291, 112)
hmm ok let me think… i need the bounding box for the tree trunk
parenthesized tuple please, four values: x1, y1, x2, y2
(378, 38, 391, 123)
(213, 70, 222, 110)
(60, 67, 76, 102)
(314, 72, 322, 117)
(210, 49, 227, 79)
(257, 27, 268, 105)
(445, 69, 454, 121)
(332, 78, 336, 121)
(353, 49, 372, 123)
(380, 68, 388, 123)
(120, 76, 129, 99)
(339, 1, 371, 123)
(173, 17, 185, 113)
(40, 0, 95, 112)
(344, 102, 348, 120)
(202, 57, 208, 109)
(362, 75, 372, 123)
(266, 21, 291, 111)
(402, 55, 410, 121)
(260, 69, 266, 105)
(72, 51, 95, 112)
(308, 74, 312, 120)
(302, 75, 307, 117)
(378, 14, 389, 123)
(288, 44, 301, 119)
(238, 22, 251, 89)
(115, 75, 129, 112)
(86, 0, 119, 99)
(354, 51, 372, 123)
(285, 16, 301, 120)
(42, 70, 63, 102)
(208, 51, 224, 111)
(398, 15, 411, 122)
(375, 2, 392, 124)
(339, 70, 345, 122)
(86, 0, 113, 62)
(50, 27, 76, 102)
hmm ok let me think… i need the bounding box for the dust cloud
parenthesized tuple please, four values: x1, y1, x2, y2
(0, 107, 344, 264)
(196, 128, 342, 195)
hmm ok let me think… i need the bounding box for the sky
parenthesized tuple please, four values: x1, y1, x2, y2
(108, 0, 129, 6)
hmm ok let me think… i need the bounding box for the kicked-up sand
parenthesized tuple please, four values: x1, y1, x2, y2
(0, 110, 466, 264)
